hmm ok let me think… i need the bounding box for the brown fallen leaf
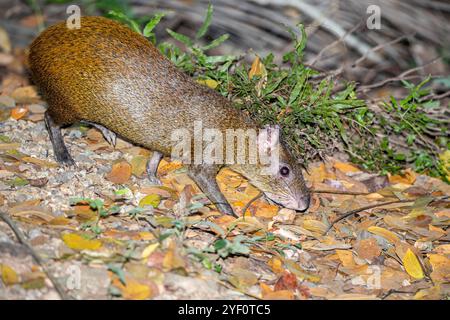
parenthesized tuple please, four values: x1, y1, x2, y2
(262, 289, 294, 300)
(427, 254, 450, 283)
(356, 238, 381, 261)
(228, 268, 258, 290)
(22, 156, 58, 168)
(274, 271, 298, 291)
(106, 160, 132, 184)
(10, 106, 28, 120)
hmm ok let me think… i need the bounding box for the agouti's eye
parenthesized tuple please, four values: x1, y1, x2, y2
(280, 166, 290, 177)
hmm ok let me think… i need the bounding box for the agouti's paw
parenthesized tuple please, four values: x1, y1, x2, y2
(147, 175, 162, 186)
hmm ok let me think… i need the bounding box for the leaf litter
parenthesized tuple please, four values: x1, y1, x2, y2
(0, 32, 449, 301)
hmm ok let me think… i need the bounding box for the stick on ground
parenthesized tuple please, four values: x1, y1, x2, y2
(0, 211, 71, 300)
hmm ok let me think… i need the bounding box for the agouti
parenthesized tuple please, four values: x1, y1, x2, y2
(28, 16, 310, 216)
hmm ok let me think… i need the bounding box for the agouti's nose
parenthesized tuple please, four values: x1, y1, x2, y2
(296, 195, 310, 212)
(283, 194, 310, 212)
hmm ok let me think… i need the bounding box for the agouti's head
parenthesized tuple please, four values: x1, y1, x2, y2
(230, 139, 310, 212)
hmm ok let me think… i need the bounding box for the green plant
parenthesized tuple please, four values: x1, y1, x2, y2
(106, 5, 448, 181)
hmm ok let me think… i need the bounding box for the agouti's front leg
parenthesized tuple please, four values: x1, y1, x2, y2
(188, 165, 237, 217)
(44, 111, 75, 166)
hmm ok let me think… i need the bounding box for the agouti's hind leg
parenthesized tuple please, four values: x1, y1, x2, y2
(187, 165, 237, 217)
(146, 151, 163, 185)
(44, 111, 75, 166)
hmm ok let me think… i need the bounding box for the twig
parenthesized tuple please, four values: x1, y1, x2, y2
(251, 0, 383, 63)
(324, 195, 450, 235)
(308, 21, 363, 66)
(357, 58, 442, 93)
(323, 199, 413, 235)
(352, 34, 411, 67)
(312, 189, 372, 196)
(242, 192, 263, 216)
(0, 211, 71, 300)
(420, 90, 450, 102)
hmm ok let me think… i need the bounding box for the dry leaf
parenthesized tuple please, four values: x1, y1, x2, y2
(1, 264, 19, 285)
(106, 160, 132, 184)
(141, 243, 159, 259)
(22, 156, 57, 168)
(302, 219, 328, 234)
(111, 276, 154, 300)
(131, 155, 148, 177)
(336, 250, 356, 267)
(228, 268, 258, 289)
(388, 168, 416, 185)
(267, 257, 284, 274)
(0, 27, 12, 53)
(139, 194, 161, 208)
(356, 238, 381, 260)
(428, 254, 450, 283)
(367, 226, 400, 244)
(334, 162, 361, 173)
(10, 106, 28, 120)
(196, 79, 219, 89)
(162, 240, 186, 272)
(402, 248, 424, 280)
(262, 290, 294, 300)
(62, 233, 102, 251)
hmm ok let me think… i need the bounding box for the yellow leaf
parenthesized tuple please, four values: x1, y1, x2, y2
(62, 233, 102, 251)
(305, 163, 335, 184)
(141, 243, 159, 259)
(139, 194, 161, 208)
(267, 258, 284, 274)
(402, 248, 424, 279)
(334, 162, 360, 173)
(112, 276, 153, 300)
(248, 56, 266, 79)
(302, 219, 328, 234)
(439, 150, 450, 181)
(196, 79, 219, 89)
(335, 250, 356, 267)
(388, 168, 416, 185)
(367, 226, 400, 244)
(1, 264, 19, 285)
(253, 202, 278, 218)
